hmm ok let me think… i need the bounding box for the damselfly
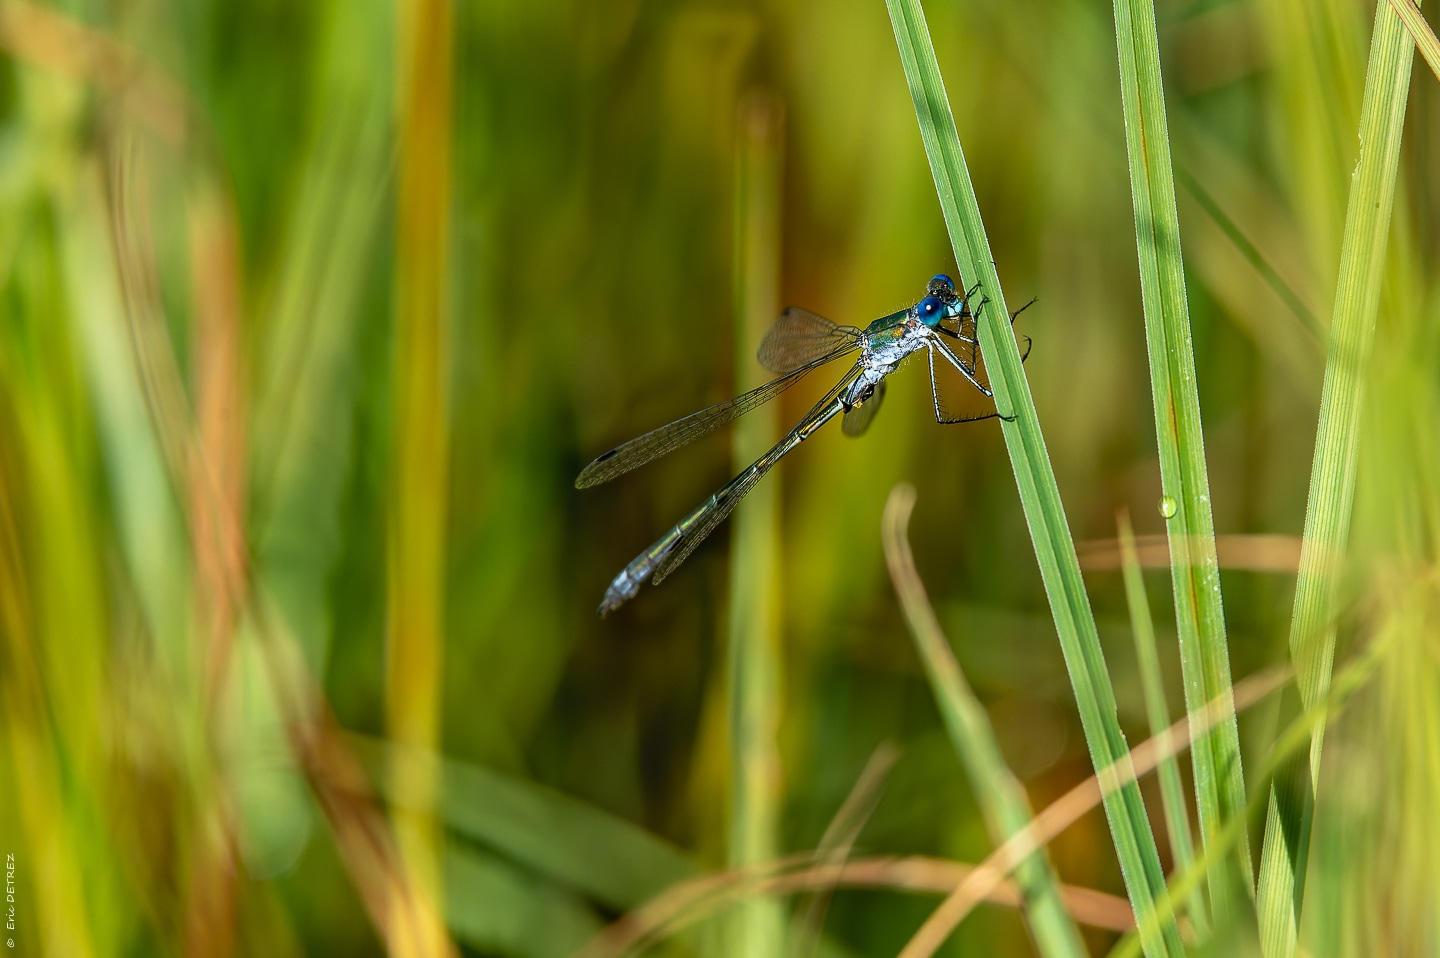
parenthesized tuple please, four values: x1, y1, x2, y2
(576, 273, 1015, 616)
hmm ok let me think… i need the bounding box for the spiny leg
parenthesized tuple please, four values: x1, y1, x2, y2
(929, 288, 1034, 425)
(930, 336, 992, 397)
(966, 289, 1032, 326)
(928, 346, 948, 423)
(927, 342, 1019, 425)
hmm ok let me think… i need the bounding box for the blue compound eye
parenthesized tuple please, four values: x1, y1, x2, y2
(916, 295, 945, 326)
(929, 273, 955, 292)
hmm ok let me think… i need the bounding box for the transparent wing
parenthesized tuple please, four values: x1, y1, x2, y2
(756, 307, 863, 373)
(576, 342, 859, 489)
(651, 369, 859, 584)
(840, 379, 885, 437)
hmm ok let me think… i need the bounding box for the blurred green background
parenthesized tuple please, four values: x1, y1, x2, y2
(0, 0, 1436, 955)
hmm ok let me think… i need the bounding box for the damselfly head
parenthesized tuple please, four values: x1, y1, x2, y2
(928, 273, 957, 299)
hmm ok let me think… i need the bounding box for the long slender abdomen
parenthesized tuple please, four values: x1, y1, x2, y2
(595, 419, 820, 616)
(597, 496, 713, 616)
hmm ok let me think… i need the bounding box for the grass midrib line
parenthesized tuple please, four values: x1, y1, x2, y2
(885, 2, 1184, 955)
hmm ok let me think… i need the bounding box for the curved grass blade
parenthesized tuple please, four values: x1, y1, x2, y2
(574, 342, 858, 488)
(1255, 2, 1420, 954)
(885, 485, 1089, 958)
(1110, 0, 1251, 915)
(883, 1, 1183, 954)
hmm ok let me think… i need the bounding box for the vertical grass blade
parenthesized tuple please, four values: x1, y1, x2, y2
(883, 2, 1183, 954)
(1117, 511, 1208, 936)
(726, 89, 787, 958)
(1, 221, 110, 958)
(1254, 2, 1419, 954)
(884, 485, 1088, 958)
(1110, 0, 1251, 911)
(390, 0, 457, 953)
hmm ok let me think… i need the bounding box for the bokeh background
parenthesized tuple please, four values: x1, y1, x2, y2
(1, 0, 1437, 955)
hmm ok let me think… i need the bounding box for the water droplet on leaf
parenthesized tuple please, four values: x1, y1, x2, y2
(1158, 496, 1177, 519)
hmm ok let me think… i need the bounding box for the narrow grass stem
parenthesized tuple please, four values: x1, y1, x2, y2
(1117, 511, 1208, 936)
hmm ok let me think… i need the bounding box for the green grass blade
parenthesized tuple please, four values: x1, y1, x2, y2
(884, 485, 1088, 958)
(726, 89, 787, 958)
(1110, 0, 1251, 911)
(440, 765, 696, 908)
(363, 740, 698, 909)
(883, 2, 1183, 954)
(1117, 512, 1208, 936)
(445, 844, 603, 958)
(1255, 2, 1419, 954)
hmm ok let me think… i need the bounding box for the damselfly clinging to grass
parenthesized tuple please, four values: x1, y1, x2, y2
(577, 274, 1022, 616)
